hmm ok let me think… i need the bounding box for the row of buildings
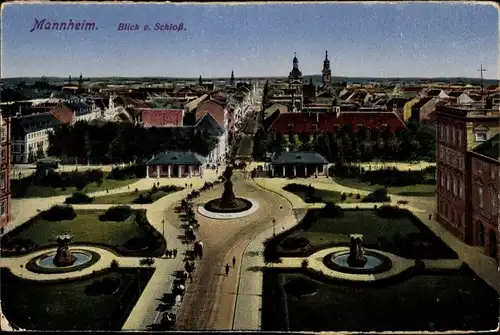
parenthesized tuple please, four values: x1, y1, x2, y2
(435, 105, 499, 261)
(259, 53, 499, 134)
(0, 113, 11, 230)
(1, 77, 256, 164)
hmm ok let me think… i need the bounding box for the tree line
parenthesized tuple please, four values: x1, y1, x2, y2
(253, 122, 435, 162)
(48, 121, 218, 164)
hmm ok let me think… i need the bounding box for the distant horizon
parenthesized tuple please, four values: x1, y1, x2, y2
(2, 2, 498, 78)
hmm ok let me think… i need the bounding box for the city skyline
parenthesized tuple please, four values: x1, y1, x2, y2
(1, 2, 498, 79)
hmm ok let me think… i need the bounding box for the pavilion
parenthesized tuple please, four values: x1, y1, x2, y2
(145, 151, 206, 178)
(271, 151, 329, 177)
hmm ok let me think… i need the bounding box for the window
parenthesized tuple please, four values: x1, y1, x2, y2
(0, 201, 4, 216)
(440, 147, 444, 160)
(445, 125, 450, 143)
(475, 131, 487, 142)
(0, 125, 6, 142)
(440, 124, 444, 140)
(458, 129, 462, 146)
(458, 182, 463, 198)
(478, 222, 485, 247)
(490, 191, 497, 215)
(441, 174, 445, 188)
(452, 178, 457, 196)
(478, 187, 484, 208)
(287, 124, 295, 131)
(446, 175, 450, 191)
(490, 167, 496, 180)
(452, 128, 456, 145)
(312, 124, 318, 131)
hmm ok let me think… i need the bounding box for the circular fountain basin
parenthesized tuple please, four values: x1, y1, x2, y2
(324, 250, 392, 274)
(26, 249, 101, 274)
(198, 197, 259, 219)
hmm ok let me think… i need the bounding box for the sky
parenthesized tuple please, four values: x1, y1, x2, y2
(1, 1, 498, 79)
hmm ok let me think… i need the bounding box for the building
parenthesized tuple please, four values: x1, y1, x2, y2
(11, 112, 59, 163)
(145, 151, 206, 178)
(288, 53, 303, 86)
(321, 51, 331, 85)
(435, 105, 499, 261)
(271, 151, 329, 177)
(140, 108, 184, 128)
(265, 111, 406, 134)
(0, 113, 12, 231)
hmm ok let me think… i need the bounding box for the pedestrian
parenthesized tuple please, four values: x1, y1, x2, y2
(232, 256, 236, 267)
(190, 183, 193, 189)
(173, 248, 177, 258)
(106, 189, 109, 193)
(225, 263, 230, 276)
(428, 213, 432, 220)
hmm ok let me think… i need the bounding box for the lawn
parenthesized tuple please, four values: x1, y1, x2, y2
(334, 177, 436, 197)
(93, 188, 180, 205)
(1, 210, 165, 256)
(0, 267, 155, 330)
(262, 270, 499, 332)
(13, 178, 140, 198)
(283, 184, 361, 203)
(273, 209, 457, 259)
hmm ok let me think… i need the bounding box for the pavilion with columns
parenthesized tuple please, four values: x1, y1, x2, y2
(145, 151, 206, 178)
(271, 151, 329, 177)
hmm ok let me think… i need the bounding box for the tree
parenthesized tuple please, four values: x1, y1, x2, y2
(199, 75, 203, 85)
(291, 134, 302, 151)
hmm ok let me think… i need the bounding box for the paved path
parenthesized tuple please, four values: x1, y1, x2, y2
(173, 173, 291, 330)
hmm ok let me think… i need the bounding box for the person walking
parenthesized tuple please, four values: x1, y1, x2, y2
(173, 248, 178, 258)
(232, 256, 236, 267)
(225, 263, 230, 276)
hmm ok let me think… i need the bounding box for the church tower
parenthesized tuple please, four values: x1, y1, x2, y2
(78, 73, 83, 88)
(288, 52, 303, 84)
(322, 51, 331, 85)
(230, 70, 235, 87)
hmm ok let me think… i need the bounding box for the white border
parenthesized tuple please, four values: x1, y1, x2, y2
(197, 198, 259, 219)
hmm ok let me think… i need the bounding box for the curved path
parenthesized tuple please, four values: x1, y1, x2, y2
(173, 172, 292, 330)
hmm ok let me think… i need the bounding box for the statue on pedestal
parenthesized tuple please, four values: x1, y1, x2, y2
(347, 235, 367, 267)
(53, 234, 77, 267)
(219, 166, 238, 208)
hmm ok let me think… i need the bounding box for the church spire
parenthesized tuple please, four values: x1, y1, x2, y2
(230, 70, 235, 87)
(322, 50, 331, 85)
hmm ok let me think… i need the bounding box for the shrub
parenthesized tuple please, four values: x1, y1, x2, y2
(340, 193, 347, 201)
(134, 188, 139, 193)
(135, 209, 149, 227)
(65, 191, 93, 204)
(284, 277, 317, 297)
(110, 259, 119, 269)
(356, 193, 361, 199)
(133, 193, 153, 204)
(281, 236, 310, 250)
(159, 185, 182, 192)
(362, 188, 391, 203)
(322, 202, 344, 217)
(100, 205, 133, 221)
(107, 165, 146, 180)
(42, 205, 76, 221)
(3, 237, 36, 250)
(376, 205, 408, 219)
(301, 259, 309, 268)
(152, 184, 158, 193)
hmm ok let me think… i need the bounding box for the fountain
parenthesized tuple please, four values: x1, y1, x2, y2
(203, 166, 254, 213)
(25, 234, 100, 274)
(199, 165, 259, 219)
(323, 234, 392, 274)
(53, 234, 77, 266)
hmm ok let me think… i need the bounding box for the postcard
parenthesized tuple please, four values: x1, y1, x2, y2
(0, 1, 498, 332)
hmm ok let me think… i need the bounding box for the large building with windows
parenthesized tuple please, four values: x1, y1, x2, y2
(0, 112, 12, 231)
(436, 105, 499, 261)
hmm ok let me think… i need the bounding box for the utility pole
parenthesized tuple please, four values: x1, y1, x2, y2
(477, 64, 486, 97)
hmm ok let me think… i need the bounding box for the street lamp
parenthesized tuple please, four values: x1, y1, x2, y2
(161, 219, 165, 257)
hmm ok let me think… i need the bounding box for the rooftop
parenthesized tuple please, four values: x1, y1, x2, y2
(146, 151, 206, 166)
(272, 151, 329, 165)
(472, 133, 500, 161)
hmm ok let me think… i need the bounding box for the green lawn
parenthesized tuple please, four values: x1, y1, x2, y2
(0, 267, 155, 330)
(294, 210, 420, 246)
(13, 178, 140, 198)
(334, 177, 436, 197)
(93, 189, 179, 205)
(1, 210, 164, 256)
(277, 209, 457, 259)
(263, 271, 499, 331)
(283, 185, 361, 204)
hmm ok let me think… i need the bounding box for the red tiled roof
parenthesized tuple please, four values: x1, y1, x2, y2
(269, 112, 405, 133)
(140, 109, 184, 127)
(195, 100, 225, 126)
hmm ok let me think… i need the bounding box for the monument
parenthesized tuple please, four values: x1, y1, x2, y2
(53, 234, 77, 266)
(219, 166, 238, 208)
